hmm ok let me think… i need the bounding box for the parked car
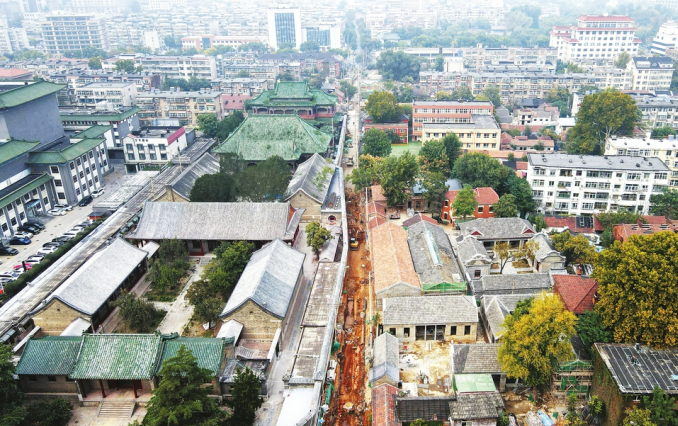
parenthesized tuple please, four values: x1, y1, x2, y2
(78, 196, 93, 207)
(43, 241, 64, 248)
(53, 203, 73, 212)
(52, 236, 71, 243)
(0, 247, 19, 256)
(17, 225, 40, 234)
(13, 231, 33, 239)
(26, 222, 45, 230)
(9, 237, 31, 245)
(24, 258, 41, 266)
(36, 246, 58, 256)
(26, 255, 43, 262)
(47, 208, 66, 216)
(61, 231, 79, 239)
(92, 188, 105, 197)
(13, 263, 32, 271)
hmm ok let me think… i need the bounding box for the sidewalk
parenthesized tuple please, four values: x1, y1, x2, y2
(156, 259, 211, 335)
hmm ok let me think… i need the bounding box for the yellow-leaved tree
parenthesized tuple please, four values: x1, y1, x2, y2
(498, 292, 577, 389)
(592, 231, 678, 349)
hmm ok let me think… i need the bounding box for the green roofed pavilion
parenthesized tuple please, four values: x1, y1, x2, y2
(0, 81, 64, 110)
(16, 336, 82, 376)
(213, 114, 331, 162)
(157, 337, 227, 377)
(453, 373, 497, 393)
(69, 334, 163, 380)
(249, 81, 337, 119)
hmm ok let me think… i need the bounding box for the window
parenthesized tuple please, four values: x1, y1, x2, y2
(1, 223, 6, 232)
(389, 328, 396, 335)
(47, 376, 56, 382)
(54, 179, 62, 187)
(10, 218, 16, 226)
(160, 153, 167, 160)
(655, 173, 668, 180)
(69, 162, 75, 170)
(461, 422, 473, 426)
(473, 270, 481, 279)
(627, 173, 641, 180)
(50, 165, 59, 174)
(126, 144, 133, 151)
(82, 155, 87, 164)
(139, 153, 146, 160)
(57, 192, 65, 200)
(19, 212, 25, 220)
(128, 153, 135, 160)
(73, 175, 78, 183)
(404, 327, 410, 337)
(88, 151, 93, 159)
(464, 325, 471, 335)
(450, 326, 457, 335)
(88, 180, 92, 187)
(75, 188, 80, 195)
(76, 158, 81, 166)
(85, 167, 90, 175)
(478, 206, 484, 213)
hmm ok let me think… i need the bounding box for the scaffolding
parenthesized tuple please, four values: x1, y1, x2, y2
(421, 282, 467, 295)
(552, 360, 594, 397)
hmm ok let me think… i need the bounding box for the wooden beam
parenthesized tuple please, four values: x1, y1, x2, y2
(99, 380, 106, 398)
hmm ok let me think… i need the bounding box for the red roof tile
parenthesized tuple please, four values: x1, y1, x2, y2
(372, 383, 401, 426)
(372, 185, 387, 204)
(368, 201, 387, 218)
(640, 215, 669, 225)
(370, 222, 420, 293)
(553, 275, 598, 314)
(368, 216, 387, 230)
(446, 187, 498, 206)
(577, 15, 633, 21)
(402, 213, 438, 227)
(221, 94, 251, 110)
(0, 68, 32, 77)
(543, 215, 603, 233)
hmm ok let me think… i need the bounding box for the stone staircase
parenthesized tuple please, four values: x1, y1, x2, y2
(97, 401, 136, 418)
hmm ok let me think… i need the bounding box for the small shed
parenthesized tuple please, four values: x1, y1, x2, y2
(369, 332, 400, 386)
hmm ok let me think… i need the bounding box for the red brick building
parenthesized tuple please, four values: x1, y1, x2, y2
(412, 100, 494, 141)
(441, 187, 499, 225)
(364, 114, 409, 144)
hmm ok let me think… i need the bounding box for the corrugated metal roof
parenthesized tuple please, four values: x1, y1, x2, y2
(220, 239, 305, 319)
(16, 336, 82, 376)
(61, 106, 141, 123)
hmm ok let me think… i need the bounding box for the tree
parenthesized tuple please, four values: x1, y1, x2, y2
(615, 51, 631, 69)
(441, 133, 462, 171)
(494, 241, 512, 273)
(567, 90, 641, 155)
(504, 10, 533, 32)
(238, 42, 269, 55)
(197, 114, 218, 138)
(482, 84, 501, 107)
(114, 59, 136, 73)
(623, 407, 656, 426)
(644, 386, 678, 426)
(236, 156, 291, 202)
(164, 35, 178, 48)
(278, 70, 294, 82)
(651, 126, 677, 139)
(451, 86, 474, 100)
(498, 293, 577, 388)
(551, 231, 596, 266)
(376, 50, 421, 81)
(20, 398, 72, 426)
(650, 188, 678, 220)
(506, 175, 535, 217)
(418, 140, 449, 175)
(452, 153, 510, 191)
(307, 74, 324, 89)
(492, 194, 518, 218)
(88, 56, 102, 69)
(339, 80, 357, 100)
(300, 40, 320, 52)
(452, 185, 477, 221)
(576, 311, 614, 349)
(410, 420, 428, 426)
(422, 172, 448, 219)
(593, 231, 678, 348)
(0, 345, 22, 417)
(349, 155, 383, 190)
(380, 152, 419, 208)
(187, 280, 223, 327)
(362, 128, 393, 157)
(566, 393, 587, 426)
(524, 124, 532, 137)
(306, 221, 333, 256)
(433, 55, 444, 72)
(226, 367, 263, 425)
(365, 91, 401, 123)
(144, 345, 224, 426)
(190, 173, 236, 203)
(207, 241, 254, 298)
(114, 292, 163, 333)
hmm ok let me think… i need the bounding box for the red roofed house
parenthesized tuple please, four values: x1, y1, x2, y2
(441, 187, 499, 226)
(372, 383, 400, 426)
(542, 215, 603, 235)
(613, 222, 678, 244)
(0, 68, 33, 81)
(367, 201, 387, 230)
(371, 185, 387, 206)
(221, 94, 251, 113)
(364, 114, 409, 144)
(553, 275, 598, 314)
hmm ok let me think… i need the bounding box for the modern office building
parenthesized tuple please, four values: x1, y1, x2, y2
(550, 15, 641, 63)
(267, 6, 302, 50)
(39, 14, 109, 55)
(303, 25, 341, 50)
(527, 153, 670, 215)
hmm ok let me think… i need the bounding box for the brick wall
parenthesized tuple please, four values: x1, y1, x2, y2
(32, 300, 90, 335)
(221, 300, 281, 341)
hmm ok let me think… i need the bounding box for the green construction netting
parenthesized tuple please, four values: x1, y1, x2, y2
(422, 282, 467, 293)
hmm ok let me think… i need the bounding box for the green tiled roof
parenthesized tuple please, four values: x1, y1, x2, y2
(158, 337, 226, 377)
(61, 106, 141, 123)
(27, 138, 104, 164)
(0, 173, 52, 208)
(72, 125, 112, 140)
(213, 114, 331, 161)
(0, 140, 39, 165)
(250, 81, 337, 107)
(0, 82, 64, 109)
(16, 336, 82, 376)
(69, 334, 163, 380)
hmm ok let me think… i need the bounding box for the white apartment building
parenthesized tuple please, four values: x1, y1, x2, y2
(0, 26, 29, 55)
(605, 136, 678, 186)
(75, 82, 137, 108)
(303, 25, 341, 50)
(146, 0, 187, 11)
(651, 21, 678, 55)
(101, 55, 217, 80)
(122, 127, 189, 173)
(39, 14, 109, 55)
(135, 90, 224, 127)
(629, 56, 674, 92)
(181, 35, 268, 51)
(550, 15, 641, 63)
(210, 78, 268, 96)
(144, 31, 163, 51)
(590, 66, 633, 90)
(527, 153, 670, 216)
(631, 94, 678, 129)
(267, 6, 302, 50)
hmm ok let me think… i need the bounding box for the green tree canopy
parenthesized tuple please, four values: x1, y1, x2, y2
(380, 152, 419, 208)
(481, 84, 501, 107)
(115, 292, 164, 333)
(452, 152, 510, 190)
(441, 133, 462, 171)
(551, 231, 596, 266)
(614, 51, 631, 69)
(365, 91, 402, 123)
(451, 86, 474, 100)
(492, 194, 518, 218)
(349, 155, 383, 190)
(567, 89, 641, 155)
(339, 80, 357, 99)
(376, 50, 421, 81)
(643, 386, 678, 426)
(362, 128, 393, 157)
(306, 221, 333, 255)
(452, 185, 477, 221)
(144, 345, 224, 426)
(498, 293, 577, 388)
(299, 40, 320, 52)
(422, 172, 448, 220)
(226, 367, 263, 425)
(236, 156, 291, 202)
(88, 57, 102, 69)
(650, 188, 678, 220)
(651, 126, 677, 139)
(434, 55, 444, 72)
(418, 140, 450, 176)
(190, 173, 237, 203)
(114, 59, 136, 73)
(576, 310, 614, 350)
(593, 231, 678, 348)
(623, 407, 656, 426)
(197, 114, 218, 138)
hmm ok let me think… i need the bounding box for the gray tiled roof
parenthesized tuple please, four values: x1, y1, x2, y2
(527, 153, 670, 172)
(132, 201, 300, 241)
(171, 153, 220, 200)
(532, 233, 565, 263)
(452, 344, 502, 374)
(383, 296, 477, 325)
(369, 332, 399, 384)
(284, 153, 333, 203)
(407, 221, 462, 285)
(449, 392, 504, 420)
(458, 218, 535, 241)
(219, 239, 305, 319)
(42, 238, 148, 316)
(476, 273, 551, 296)
(456, 235, 490, 265)
(481, 294, 538, 341)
